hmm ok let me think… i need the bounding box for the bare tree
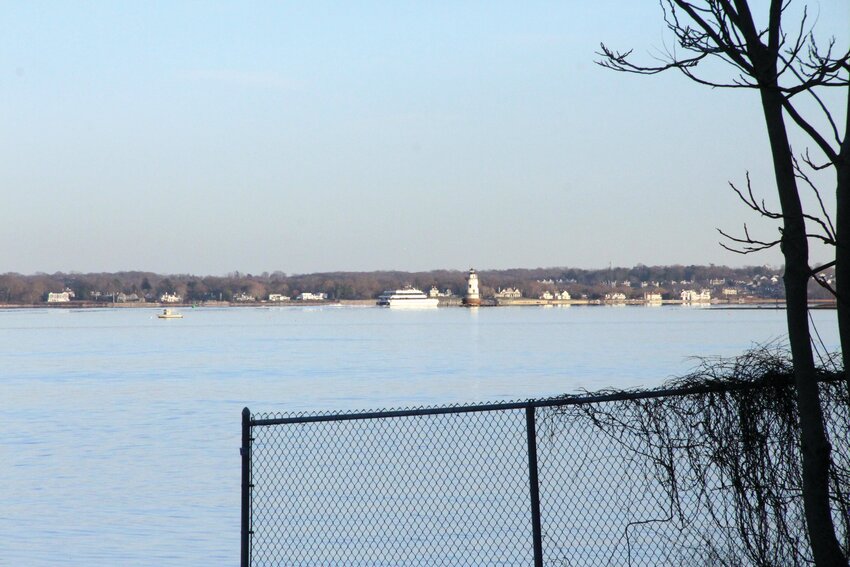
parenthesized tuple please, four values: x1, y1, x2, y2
(598, 1, 849, 564)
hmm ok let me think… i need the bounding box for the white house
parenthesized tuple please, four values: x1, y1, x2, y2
(722, 288, 738, 297)
(644, 292, 662, 303)
(495, 287, 522, 299)
(233, 292, 255, 302)
(554, 290, 571, 300)
(539, 291, 554, 300)
(296, 292, 327, 301)
(160, 292, 182, 303)
(428, 287, 454, 298)
(681, 289, 711, 303)
(604, 293, 627, 302)
(47, 291, 71, 303)
(268, 294, 290, 302)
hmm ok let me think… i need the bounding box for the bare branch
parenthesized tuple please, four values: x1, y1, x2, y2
(718, 241, 779, 255)
(782, 98, 840, 163)
(793, 156, 836, 240)
(729, 173, 782, 219)
(717, 225, 781, 254)
(811, 261, 836, 275)
(779, 40, 847, 148)
(801, 149, 832, 171)
(812, 274, 837, 297)
(597, 44, 708, 75)
(775, 7, 809, 81)
(595, 0, 765, 89)
(806, 233, 836, 246)
(676, 0, 754, 72)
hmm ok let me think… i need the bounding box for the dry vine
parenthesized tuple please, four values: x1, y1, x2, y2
(555, 347, 849, 565)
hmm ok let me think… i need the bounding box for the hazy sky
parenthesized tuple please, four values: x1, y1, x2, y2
(2, 2, 847, 275)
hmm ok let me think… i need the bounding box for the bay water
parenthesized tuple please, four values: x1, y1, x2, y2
(0, 305, 838, 565)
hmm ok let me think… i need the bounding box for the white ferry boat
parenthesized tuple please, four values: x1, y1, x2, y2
(377, 287, 439, 308)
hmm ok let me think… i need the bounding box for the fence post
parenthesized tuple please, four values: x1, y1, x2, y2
(526, 406, 544, 567)
(241, 407, 251, 567)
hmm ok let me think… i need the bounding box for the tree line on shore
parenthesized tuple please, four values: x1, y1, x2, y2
(0, 264, 835, 304)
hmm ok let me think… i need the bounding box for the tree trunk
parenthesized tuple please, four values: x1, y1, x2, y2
(838, 161, 850, 376)
(761, 89, 847, 565)
(837, 88, 850, 383)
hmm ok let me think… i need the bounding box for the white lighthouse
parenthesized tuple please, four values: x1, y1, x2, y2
(463, 268, 481, 306)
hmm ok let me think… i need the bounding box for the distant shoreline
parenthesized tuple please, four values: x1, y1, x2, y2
(0, 298, 837, 310)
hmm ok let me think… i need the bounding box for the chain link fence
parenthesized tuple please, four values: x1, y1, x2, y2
(241, 378, 849, 566)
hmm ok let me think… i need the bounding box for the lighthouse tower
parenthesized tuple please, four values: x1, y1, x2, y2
(463, 268, 481, 306)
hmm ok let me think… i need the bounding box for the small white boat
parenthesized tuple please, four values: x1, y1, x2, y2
(157, 308, 183, 319)
(377, 287, 439, 308)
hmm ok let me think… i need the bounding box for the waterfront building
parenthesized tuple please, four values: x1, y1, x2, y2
(463, 268, 481, 306)
(681, 289, 711, 303)
(495, 287, 522, 299)
(268, 294, 290, 302)
(428, 287, 454, 298)
(604, 293, 627, 303)
(644, 292, 662, 304)
(160, 292, 182, 303)
(296, 292, 327, 301)
(47, 291, 71, 303)
(555, 290, 571, 300)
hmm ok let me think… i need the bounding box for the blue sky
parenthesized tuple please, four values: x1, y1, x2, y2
(1, 1, 846, 275)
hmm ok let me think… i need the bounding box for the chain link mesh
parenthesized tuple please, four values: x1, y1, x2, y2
(251, 408, 533, 566)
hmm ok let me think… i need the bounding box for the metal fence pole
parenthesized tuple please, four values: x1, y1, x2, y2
(526, 406, 544, 567)
(241, 407, 251, 567)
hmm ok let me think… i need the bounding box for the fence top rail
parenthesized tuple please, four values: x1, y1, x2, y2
(248, 374, 846, 426)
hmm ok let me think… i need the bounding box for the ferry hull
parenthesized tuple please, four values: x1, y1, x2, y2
(379, 298, 439, 308)
(377, 287, 439, 308)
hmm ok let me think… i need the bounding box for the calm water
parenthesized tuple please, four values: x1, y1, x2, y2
(0, 305, 839, 566)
